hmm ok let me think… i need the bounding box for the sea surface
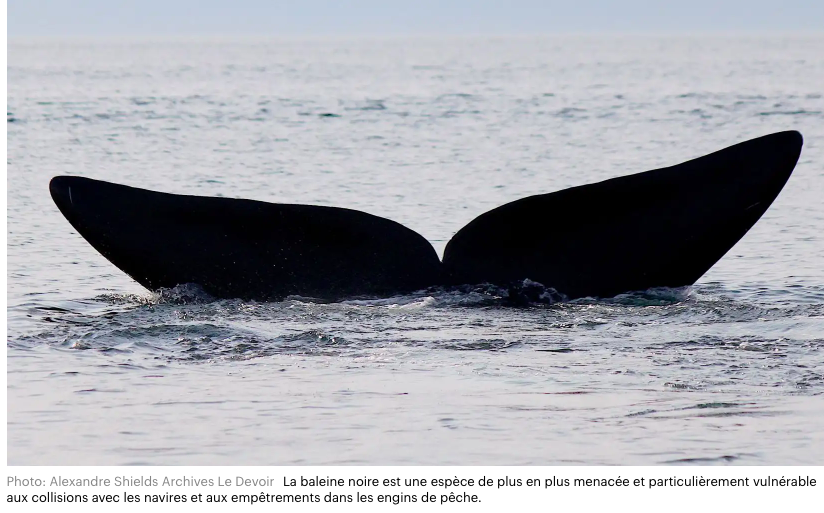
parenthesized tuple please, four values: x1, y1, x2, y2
(7, 36, 824, 465)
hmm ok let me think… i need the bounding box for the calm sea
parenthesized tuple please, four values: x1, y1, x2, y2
(7, 36, 824, 464)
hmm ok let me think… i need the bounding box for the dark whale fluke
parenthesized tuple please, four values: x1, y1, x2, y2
(50, 131, 802, 301)
(48, 176, 442, 300)
(443, 130, 803, 299)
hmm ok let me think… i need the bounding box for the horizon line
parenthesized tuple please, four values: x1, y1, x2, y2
(9, 31, 824, 40)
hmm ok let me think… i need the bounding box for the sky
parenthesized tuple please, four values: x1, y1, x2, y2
(8, 0, 824, 37)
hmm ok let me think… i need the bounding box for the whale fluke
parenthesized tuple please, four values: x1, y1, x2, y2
(443, 130, 803, 299)
(50, 131, 802, 301)
(49, 176, 442, 300)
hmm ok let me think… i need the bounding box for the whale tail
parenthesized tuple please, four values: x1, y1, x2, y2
(49, 131, 802, 301)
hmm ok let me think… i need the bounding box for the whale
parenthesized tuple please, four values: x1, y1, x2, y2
(49, 130, 803, 302)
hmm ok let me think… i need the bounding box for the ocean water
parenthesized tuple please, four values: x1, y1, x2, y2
(6, 36, 824, 465)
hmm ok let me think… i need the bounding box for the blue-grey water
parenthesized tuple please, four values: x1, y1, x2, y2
(7, 36, 824, 465)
